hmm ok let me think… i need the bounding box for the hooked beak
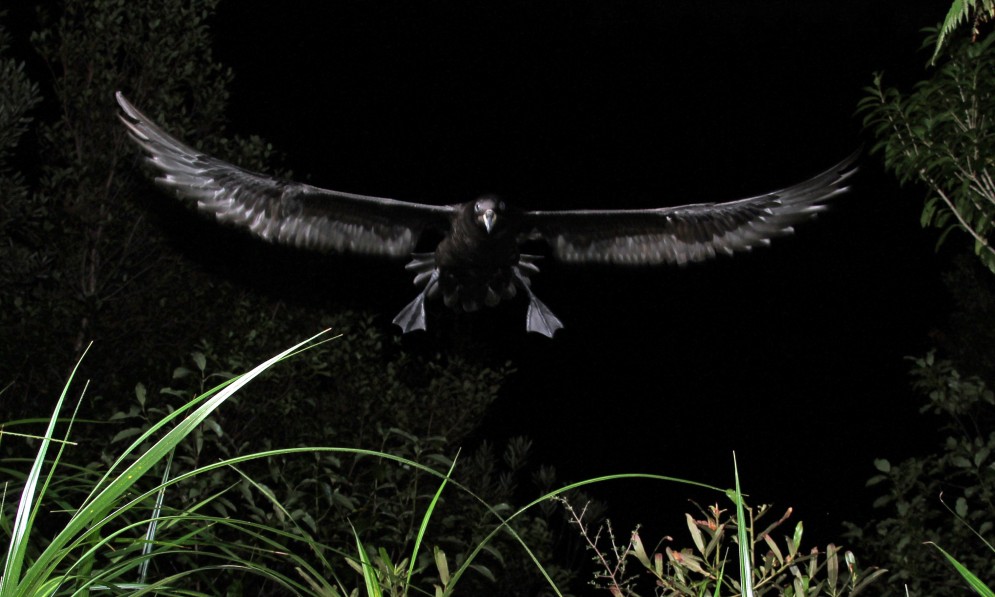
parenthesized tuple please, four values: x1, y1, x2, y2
(483, 209, 496, 234)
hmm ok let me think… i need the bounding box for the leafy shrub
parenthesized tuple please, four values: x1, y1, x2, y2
(565, 499, 883, 596)
(0, 0, 292, 412)
(860, 29, 995, 273)
(845, 352, 995, 594)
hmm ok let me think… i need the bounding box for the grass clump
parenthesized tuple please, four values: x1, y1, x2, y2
(0, 333, 734, 596)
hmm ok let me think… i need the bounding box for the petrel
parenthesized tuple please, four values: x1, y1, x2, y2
(116, 92, 857, 337)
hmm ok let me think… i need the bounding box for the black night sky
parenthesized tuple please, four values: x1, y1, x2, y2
(8, 1, 957, 547)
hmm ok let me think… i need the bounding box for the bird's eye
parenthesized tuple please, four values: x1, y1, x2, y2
(498, 201, 506, 211)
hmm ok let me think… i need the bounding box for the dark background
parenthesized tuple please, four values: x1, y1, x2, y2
(10, 1, 954, 546)
(208, 1, 948, 542)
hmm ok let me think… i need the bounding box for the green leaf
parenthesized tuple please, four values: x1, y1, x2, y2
(763, 533, 784, 566)
(687, 513, 707, 556)
(928, 542, 995, 597)
(934, 0, 969, 64)
(955, 496, 969, 517)
(405, 453, 458, 588)
(469, 564, 496, 582)
(434, 546, 450, 587)
(351, 525, 382, 597)
(952, 455, 973, 468)
(110, 427, 142, 444)
(921, 197, 939, 227)
(789, 521, 803, 558)
(826, 543, 839, 593)
(631, 531, 653, 569)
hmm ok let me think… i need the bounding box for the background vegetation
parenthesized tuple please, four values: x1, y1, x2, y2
(0, 2, 579, 593)
(847, 6, 995, 593)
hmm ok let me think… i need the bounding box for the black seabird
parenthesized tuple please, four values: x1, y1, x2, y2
(116, 92, 857, 337)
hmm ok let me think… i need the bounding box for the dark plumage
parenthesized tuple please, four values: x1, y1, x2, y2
(116, 91, 857, 337)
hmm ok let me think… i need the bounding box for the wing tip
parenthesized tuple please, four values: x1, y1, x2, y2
(115, 91, 142, 123)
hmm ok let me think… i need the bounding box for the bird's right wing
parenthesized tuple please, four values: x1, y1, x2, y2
(117, 92, 456, 257)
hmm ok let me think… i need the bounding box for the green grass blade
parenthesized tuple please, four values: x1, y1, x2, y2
(404, 451, 458, 594)
(939, 494, 995, 554)
(352, 524, 383, 597)
(731, 453, 754, 597)
(15, 330, 332, 595)
(137, 448, 175, 584)
(0, 344, 89, 597)
(404, 452, 459, 595)
(712, 552, 726, 597)
(56, 492, 341, 593)
(927, 542, 995, 597)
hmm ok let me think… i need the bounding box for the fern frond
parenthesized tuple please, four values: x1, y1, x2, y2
(933, 0, 995, 64)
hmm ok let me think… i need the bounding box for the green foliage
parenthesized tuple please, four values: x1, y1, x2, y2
(934, 0, 995, 63)
(938, 254, 995, 379)
(844, 352, 995, 594)
(563, 496, 884, 596)
(0, 10, 41, 203)
(0, 10, 44, 375)
(859, 29, 995, 273)
(71, 317, 576, 595)
(0, 0, 284, 409)
(0, 332, 332, 595)
(0, 342, 735, 596)
(0, 337, 508, 595)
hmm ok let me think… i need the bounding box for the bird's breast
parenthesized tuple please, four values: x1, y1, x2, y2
(433, 235, 521, 313)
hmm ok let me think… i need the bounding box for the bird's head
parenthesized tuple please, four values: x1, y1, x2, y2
(473, 196, 506, 234)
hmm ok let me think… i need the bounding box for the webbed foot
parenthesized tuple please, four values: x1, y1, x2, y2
(512, 266, 563, 337)
(393, 269, 440, 333)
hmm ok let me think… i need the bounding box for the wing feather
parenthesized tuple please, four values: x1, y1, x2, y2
(116, 92, 455, 257)
(523, 152, 857, 266)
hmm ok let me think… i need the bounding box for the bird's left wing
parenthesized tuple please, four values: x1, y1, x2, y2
(520, 153, 857, 266)
(116, 92, 456, 257)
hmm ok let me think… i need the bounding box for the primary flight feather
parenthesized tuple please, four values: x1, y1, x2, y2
(116, 91, 857, 337)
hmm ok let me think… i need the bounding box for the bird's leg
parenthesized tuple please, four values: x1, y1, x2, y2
(511, 267, 563, 338)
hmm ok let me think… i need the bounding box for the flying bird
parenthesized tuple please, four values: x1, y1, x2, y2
(116, 91, 857, 337)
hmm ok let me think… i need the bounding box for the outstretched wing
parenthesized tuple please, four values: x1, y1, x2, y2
(116, 92, 455, 257)
(522, 153, 858, 266)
